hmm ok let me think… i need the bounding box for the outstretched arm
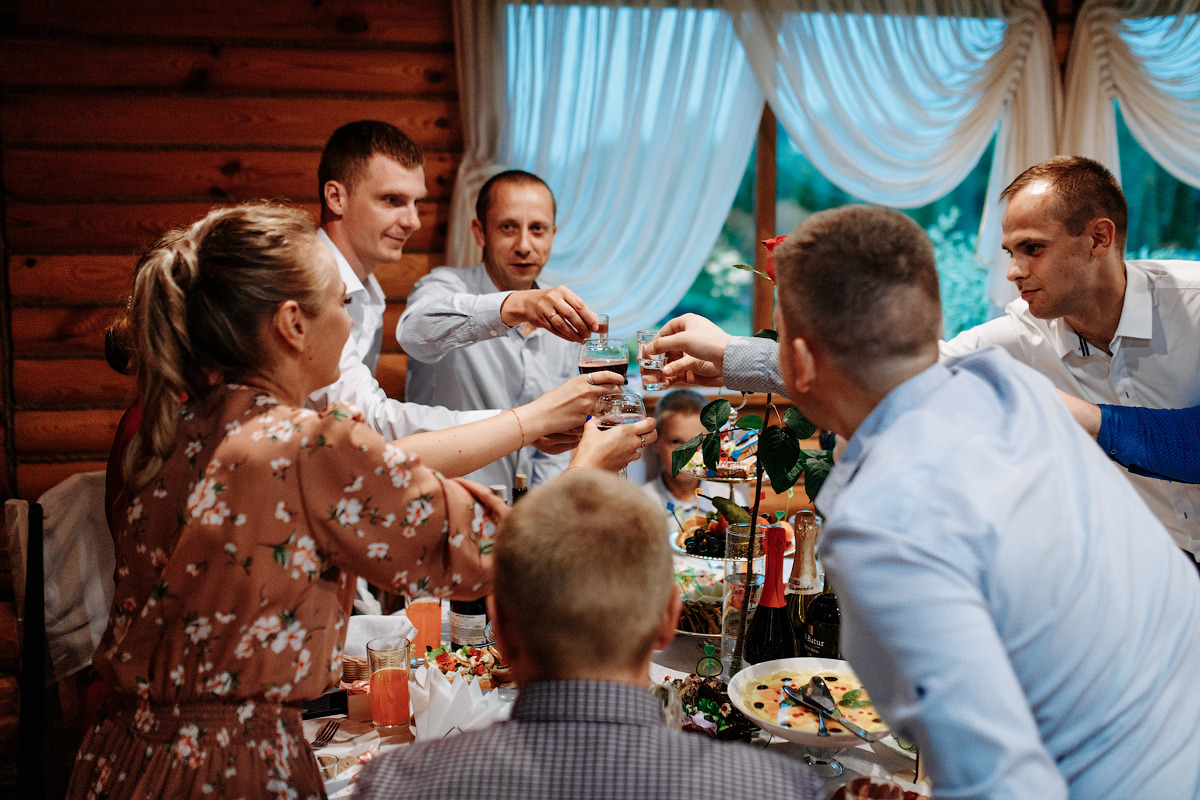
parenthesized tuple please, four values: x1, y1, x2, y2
(651, 314, 785, 394)
(398, 372, 626, 477)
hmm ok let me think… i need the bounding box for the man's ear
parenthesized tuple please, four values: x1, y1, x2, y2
(787, 336, 818, 395)
(1089, 217, 1116, 254)
(650, 584, 682, 652)
(323, 180, 349, 218)
(487, 595, 521, 663)
(272, 299, 306, 353)
(471, 217, 486, 249)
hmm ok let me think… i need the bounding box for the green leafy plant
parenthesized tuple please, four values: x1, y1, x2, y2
(670, 396, 833, 504)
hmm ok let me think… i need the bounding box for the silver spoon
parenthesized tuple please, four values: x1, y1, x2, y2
(785, 683, 882, 743)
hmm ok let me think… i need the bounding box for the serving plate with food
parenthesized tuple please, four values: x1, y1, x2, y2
(728, 657, 889, 748)
(674, 570, 722, 637)
(671, 512, 795, 560)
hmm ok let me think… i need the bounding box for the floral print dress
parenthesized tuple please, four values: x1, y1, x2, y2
(67, 385, 501, 800)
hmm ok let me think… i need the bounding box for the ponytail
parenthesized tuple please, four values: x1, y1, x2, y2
(123, 203, 321, 495)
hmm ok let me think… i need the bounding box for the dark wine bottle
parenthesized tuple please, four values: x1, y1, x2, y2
(511, 473, 529, 504)
(744, 523, 798, 664)
(803, 573, 840, 659)
(785, 510, 822, 641)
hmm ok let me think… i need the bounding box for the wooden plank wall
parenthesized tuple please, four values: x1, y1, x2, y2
(0, 0, 461, 504)
(0, 1, 461, 791)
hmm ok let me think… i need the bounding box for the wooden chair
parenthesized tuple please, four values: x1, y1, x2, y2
(4, 498, 45, 797)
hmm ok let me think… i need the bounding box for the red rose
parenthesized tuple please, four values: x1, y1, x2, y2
(761, 235, 787, 281)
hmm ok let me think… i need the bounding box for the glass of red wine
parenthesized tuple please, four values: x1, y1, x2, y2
(593, 390, 646, 478)
(578, 337, 629, 380)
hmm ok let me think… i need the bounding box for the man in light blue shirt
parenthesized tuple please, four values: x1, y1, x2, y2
(397, 171, 604, 489)
(660, 206, 1200, 798)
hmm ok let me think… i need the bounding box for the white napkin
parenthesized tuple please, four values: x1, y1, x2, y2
(409, 665, 513, 740)
(344, 614, 418, 659)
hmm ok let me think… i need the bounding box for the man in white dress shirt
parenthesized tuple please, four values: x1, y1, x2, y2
(306, 120, 497, 439)
(397, 170, 603, 489)
(940, 156, 1200, 560)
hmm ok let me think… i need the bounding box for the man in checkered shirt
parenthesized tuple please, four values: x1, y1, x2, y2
(354, 469, 822, 800)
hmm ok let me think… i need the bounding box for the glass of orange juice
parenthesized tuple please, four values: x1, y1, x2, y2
(405, 598, 442, 658)
(366, 635, 411, 733)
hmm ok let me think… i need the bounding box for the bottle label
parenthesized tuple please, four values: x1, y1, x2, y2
(804, 623, 840, 659)
(786, 577, 822, 595)
(449, 612, 488, 647)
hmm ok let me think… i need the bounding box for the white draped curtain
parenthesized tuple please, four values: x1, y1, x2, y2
(725, 0, 1060, 306)
(450, 0, 765, 336)
(1061, 0, 1200, 189)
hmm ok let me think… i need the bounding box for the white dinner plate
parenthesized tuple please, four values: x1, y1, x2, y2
(727, 657, 889, 748)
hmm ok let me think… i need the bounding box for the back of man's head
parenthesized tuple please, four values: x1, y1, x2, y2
(1001, 155, 1128, 245)
(493, 469, 673, 677)
(775, 205, 941, 390)
(475, 169, 557, 225)
(318, 120, 424, 218)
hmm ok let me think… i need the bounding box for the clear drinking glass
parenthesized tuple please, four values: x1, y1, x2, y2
(578, 337, 629, 380)
(720, 521, 766, 675)
(637, 329, 668, 391)
(366, 635, 412, 734)
(594, 390, 647, 478)
(590, 313, 610, 342)
(404, 598, 442, 658)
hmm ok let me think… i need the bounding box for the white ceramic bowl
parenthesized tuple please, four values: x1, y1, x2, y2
(728, 657, 888, 748)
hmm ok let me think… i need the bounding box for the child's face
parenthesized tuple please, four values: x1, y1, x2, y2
(652, 411, 707, 473)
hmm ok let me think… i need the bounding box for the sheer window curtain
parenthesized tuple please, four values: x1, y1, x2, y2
(449, 0, 764, 336)
(1061, 0, 1200, 189)
(725, 0, 1059, 306)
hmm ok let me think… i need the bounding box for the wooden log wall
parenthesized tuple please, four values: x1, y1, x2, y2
(0, 0, 462, 504)
(0, 0, 462, 791)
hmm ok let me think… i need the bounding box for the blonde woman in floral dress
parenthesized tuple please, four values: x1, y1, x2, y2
(66, 204, 649, 800)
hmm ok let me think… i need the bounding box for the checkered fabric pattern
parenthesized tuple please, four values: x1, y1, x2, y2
(354, 680, 823, 800)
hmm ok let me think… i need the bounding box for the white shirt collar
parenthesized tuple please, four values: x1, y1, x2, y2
(318, 228, 369, 299)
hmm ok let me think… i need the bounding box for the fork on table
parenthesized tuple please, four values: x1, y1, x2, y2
(310, 719, 341, 750)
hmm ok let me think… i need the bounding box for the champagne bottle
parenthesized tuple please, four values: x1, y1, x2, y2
(785, 510, 822, 641)
(744, 523, 798, 664)
(803, 573, 840, 659)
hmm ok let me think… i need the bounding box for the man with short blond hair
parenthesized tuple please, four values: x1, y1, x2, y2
(353, 469, 823, 800)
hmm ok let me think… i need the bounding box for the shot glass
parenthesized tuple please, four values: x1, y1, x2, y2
(589, 313, 610, 342)
(366, 635, 412, 734)
(637, 330, 668, 391)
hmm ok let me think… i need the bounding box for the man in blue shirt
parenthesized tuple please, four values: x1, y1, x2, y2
(664, 205, 1200, 798)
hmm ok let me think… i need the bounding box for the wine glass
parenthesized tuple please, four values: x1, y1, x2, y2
(594, 390, 646, 478)
(578, 337, 629, 381)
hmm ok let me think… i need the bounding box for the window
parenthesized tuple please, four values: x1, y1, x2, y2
(1116, 101, 1200, 260)
(664, 113, 995, 339)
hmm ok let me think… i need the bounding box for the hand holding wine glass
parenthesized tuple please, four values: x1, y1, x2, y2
(593, 391, 650, 478)
(523, 373, 625, 440)
(570, 415, 657, 474)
